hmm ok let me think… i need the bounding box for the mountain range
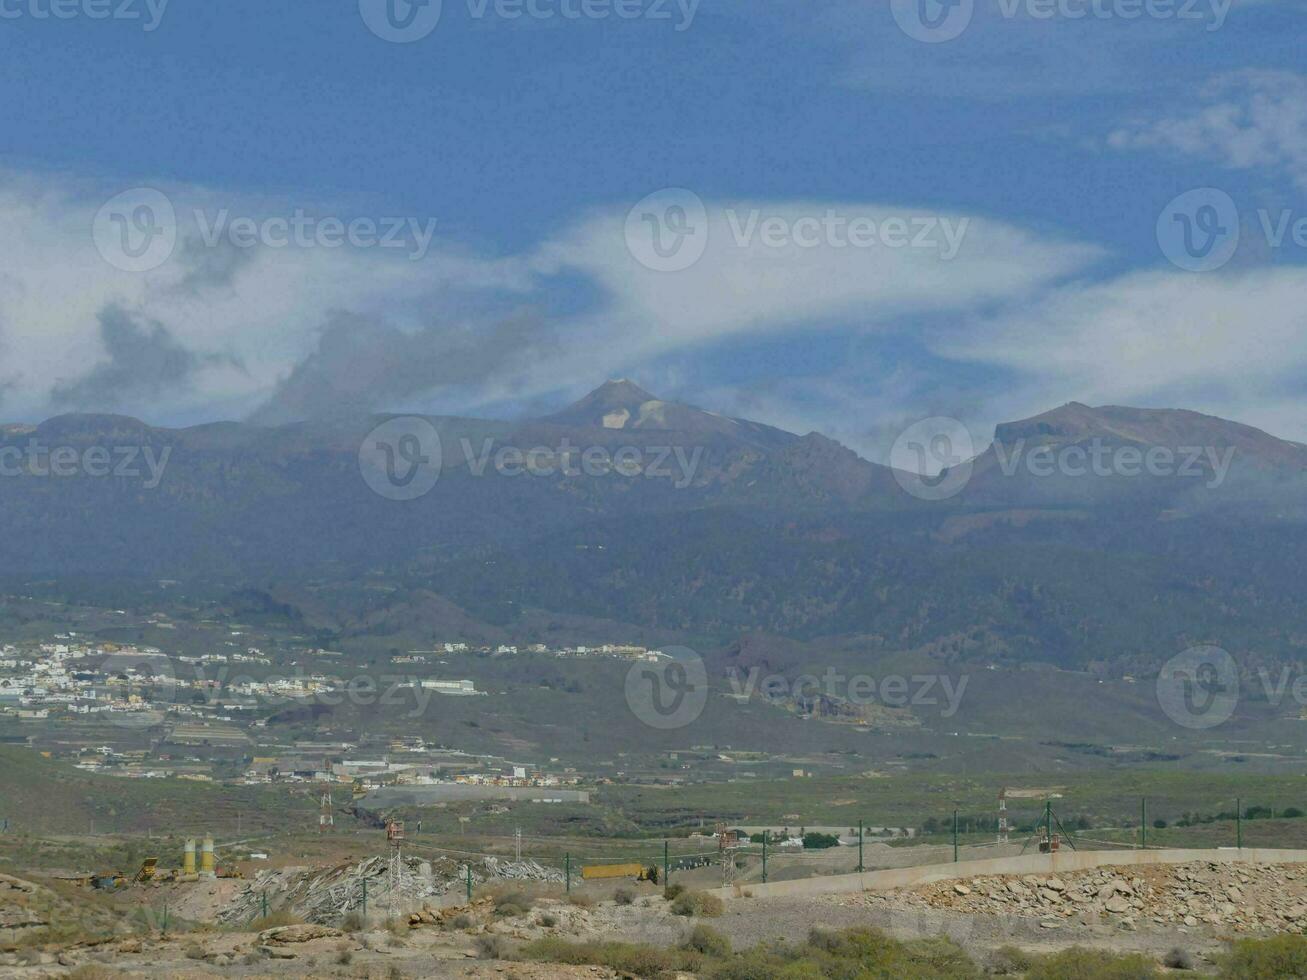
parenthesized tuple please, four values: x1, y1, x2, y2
(5, 382, 1307, 671)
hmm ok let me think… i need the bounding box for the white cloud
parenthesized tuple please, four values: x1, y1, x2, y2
(931, 265, 1307, 443)
(1109, 70, 1307, 190)
(0, 169, 1101, 426)
(7, 165, 1307, 457)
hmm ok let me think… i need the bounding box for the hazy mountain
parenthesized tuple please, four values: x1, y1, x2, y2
(965, 402, 1307, 517)
(5, 384, 1307, 670)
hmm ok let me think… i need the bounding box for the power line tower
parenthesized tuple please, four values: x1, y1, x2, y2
(716, 823, 741, 887)
(386, 819, 406, 922)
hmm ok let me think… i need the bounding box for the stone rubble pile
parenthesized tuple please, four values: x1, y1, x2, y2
(864, 861, 1307, 933)
(219, 854, 564, 925)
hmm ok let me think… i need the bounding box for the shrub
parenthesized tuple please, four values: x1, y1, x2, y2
(802, 832, 840, 850)
(449, 913, 474, 930)
(538, 912, 558, 928)
(249, 910, 303, 931)
(566, 892, 595, 908)
(490, 888, 539, 918)
(340, 911, 367, 932)
(664, 883, 686, 901)
(1220, 934, 1307, 979)
(683, 924, 731, 957)
(671, 890, 724, 918)
(522, 937, 689, 977)
(476, 934, 511, 960)
(614, 888, 636, 906)
(986, 945, 1034, 975)
(1023, 947, 1160, 979)
(1163, 946, 1195, 970)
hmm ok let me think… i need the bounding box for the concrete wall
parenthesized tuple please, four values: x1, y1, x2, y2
(361, 785, 590, 807)
(713, 847, 1307, 901)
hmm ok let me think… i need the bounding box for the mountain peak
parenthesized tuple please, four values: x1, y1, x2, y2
(991, 402, 1307, 468)
(542, 380, 665, 430)
(536, 381, 799, 450)
(592, 379, 658, 404)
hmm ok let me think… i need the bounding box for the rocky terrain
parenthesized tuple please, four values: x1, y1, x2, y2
(862, 861, 1307, 934)
(5, 860, 1307, 976)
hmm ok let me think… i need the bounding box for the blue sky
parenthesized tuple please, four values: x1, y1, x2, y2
(1, 0, 1306, 459)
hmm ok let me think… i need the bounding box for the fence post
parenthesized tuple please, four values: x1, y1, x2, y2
(858, 821, 864, 873)
(466, 865, 472, 903)
(262, 890, 268, 921)
(1141, 798, 1147, 850)
(362, 878, 368, 920)
(565, 853, 571, 893)
(953, 810, 959, 863)
(762, 835, 768, 884)
(664, 840, 669, 888)
(1237, 798, 1243, 849)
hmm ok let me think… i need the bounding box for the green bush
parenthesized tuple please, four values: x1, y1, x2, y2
(1023, 947, 1160, 979)
(671, 890, 725, 918)
(1220, 934, 1307, 979)
(522, 936, 691, 978)
(986, 945, 1034, 974)
(802, 832, 840, 850)
(683, 924, 731, 957)
(663, 883, 685, 901)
